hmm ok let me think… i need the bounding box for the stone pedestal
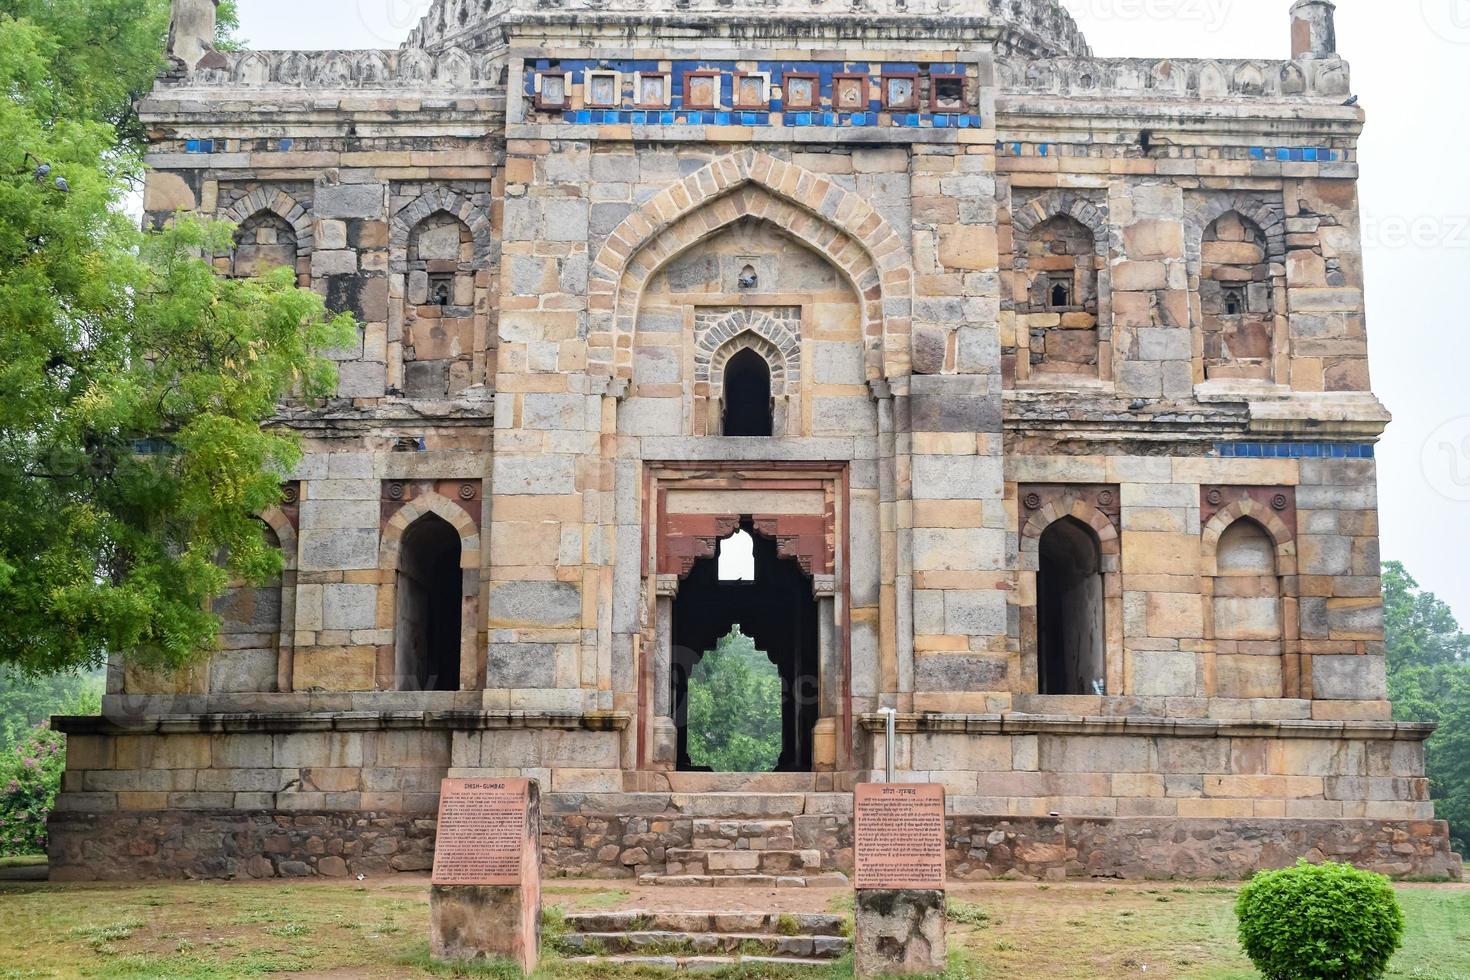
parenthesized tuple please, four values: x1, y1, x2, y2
(854, 889, 947, 976)
(428, 778, 541, 973)
(430, 884, 540, 972)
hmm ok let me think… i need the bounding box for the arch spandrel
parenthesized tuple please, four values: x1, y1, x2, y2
(588, 149, 912, 385)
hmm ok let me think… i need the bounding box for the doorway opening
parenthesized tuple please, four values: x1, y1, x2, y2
(672, 521, 818, 771)
(394, 513, 462, 691)
(1037, 516, 1105, 695)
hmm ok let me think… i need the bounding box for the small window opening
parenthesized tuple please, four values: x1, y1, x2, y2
(428, 272, 453, 306)
(1222, 285, 1246, 316)
(1046, 274, 1074, 310)
(722, 347, 773, 437)
(717, 529, 756, 582)
(933, 76, 965, 112)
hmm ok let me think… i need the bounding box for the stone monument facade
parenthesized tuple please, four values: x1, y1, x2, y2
(48, 0, 1463, 882)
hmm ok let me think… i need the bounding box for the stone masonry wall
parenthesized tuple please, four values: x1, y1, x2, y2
(49, 805, 1460, 882)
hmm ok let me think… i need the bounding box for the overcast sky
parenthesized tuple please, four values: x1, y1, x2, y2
(231, 1, 1470, 622)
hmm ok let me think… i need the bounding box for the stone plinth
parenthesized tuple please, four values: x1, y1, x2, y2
(854, 889, 947, 976)
(430, 885, 540, 971)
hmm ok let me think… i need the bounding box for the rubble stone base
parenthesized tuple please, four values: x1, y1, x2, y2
(854, 889, 946, 976)
(47, 809, 1462, 881)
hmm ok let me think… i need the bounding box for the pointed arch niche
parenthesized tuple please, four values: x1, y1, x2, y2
(1185, 192, 1288, 385)
(1200, 487, 1300, 699)
(587, 150, 913, 387)
(388, 187, 495, 397)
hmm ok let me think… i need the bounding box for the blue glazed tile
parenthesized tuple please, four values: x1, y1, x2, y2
(740, 111, 756, 126)
(1249, 147, 1266, 161)
(795, 112, 811, 126)
(1275, 147, 1291, 162)
(852, 112, 868, 126)
(631, 111, 646, 125)
(660, 111, 674, 125)
(575, 110, 590, 124)
(822, 112, 834, 126)
(278, 138, 292, 151)
(905, 113, 920, 126)
(716, 112, 730, 125)
(186, 139, 199, 152)
(1302, 147, 1318, 162)
(1040, 143, 1050, 156)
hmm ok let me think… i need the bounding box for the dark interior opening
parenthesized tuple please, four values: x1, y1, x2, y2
(673, 520, 818, 771)
(722, 348, 773, 437)
(395, 513, 462, 691)
(1037, 516, 1105, 696)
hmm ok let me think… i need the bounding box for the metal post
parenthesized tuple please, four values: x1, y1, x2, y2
(879, 706, 897, 782)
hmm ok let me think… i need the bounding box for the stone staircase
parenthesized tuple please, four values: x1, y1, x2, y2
(555, 910, 850, 969)
(640, 817, 849, 887)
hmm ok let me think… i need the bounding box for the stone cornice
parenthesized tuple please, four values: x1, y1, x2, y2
(859, 712, 1436, 741)
(54, 710, 632, 736)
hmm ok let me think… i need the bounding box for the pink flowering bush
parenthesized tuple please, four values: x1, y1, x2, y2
(0, 722, 66, 856)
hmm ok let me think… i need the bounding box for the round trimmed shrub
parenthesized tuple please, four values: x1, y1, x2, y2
(1235, 860, 1405, 980)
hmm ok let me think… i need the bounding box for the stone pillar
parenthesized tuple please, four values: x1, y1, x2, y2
(813, 579, 838, 771)
(854, 890, 947, 976)
(651, 580, 678, 768)
(1290, 0, 1337, 59)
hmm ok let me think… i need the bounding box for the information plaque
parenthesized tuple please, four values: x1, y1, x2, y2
(430, 778, 535, 887)
(853, 782, 947, 890)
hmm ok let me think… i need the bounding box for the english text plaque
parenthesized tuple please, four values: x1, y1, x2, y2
(431, 778, 534, 887)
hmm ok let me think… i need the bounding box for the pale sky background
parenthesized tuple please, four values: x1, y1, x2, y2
(231, 1, 1470, 622)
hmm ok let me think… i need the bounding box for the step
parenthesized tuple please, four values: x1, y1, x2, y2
(556, 931, 849, 959)
(561, 955, 834, 970)
(637, 872, 851, 888)
(667, 847, 822, 876)
(565, 911, 847, 936)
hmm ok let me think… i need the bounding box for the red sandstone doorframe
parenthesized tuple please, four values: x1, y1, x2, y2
(637, 461, 852, 773)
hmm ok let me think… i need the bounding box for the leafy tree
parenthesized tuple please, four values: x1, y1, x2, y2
(685, 629, 784, 772)
(0, 6, 355, 676)
(1382, 562, 1470, 854)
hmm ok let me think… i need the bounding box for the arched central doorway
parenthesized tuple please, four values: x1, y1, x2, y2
(672, 521, 819, 772)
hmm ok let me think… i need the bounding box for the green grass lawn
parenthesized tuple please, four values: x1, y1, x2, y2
(0, 879, 1465, 979)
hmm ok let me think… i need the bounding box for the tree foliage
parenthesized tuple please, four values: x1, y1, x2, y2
(685, 629, 784, 773)
(0, 6, 355, 676)
(1382, 561, 1470, 855)
(1235, 860, 1404, 980)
